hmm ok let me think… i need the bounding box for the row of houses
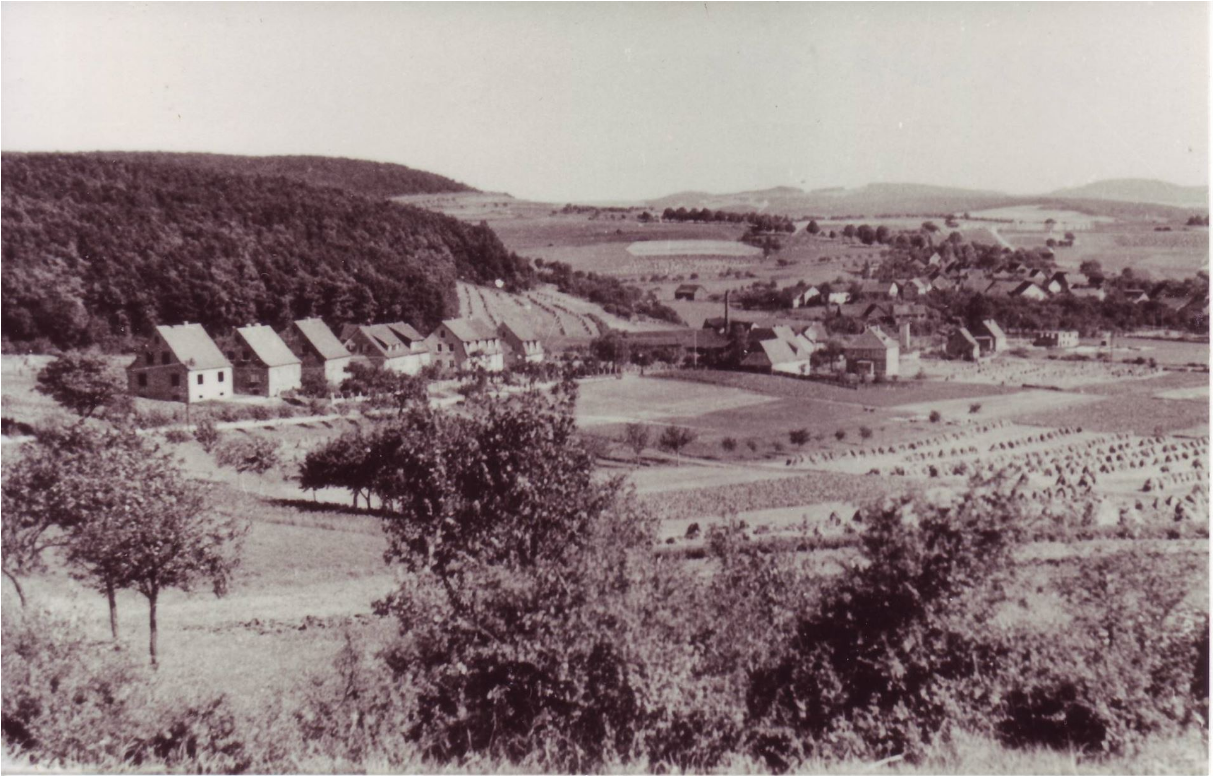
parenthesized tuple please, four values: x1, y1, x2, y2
(127, 316, 544, 403)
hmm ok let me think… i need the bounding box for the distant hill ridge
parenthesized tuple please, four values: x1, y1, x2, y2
(4, 151, 478, 199)
(1047, 178, 1208, 208)
(645, 179, 1205, 218)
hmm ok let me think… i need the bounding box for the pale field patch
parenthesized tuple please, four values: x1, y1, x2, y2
(626, 239, 760, 257)
(574, 374, 776, 425)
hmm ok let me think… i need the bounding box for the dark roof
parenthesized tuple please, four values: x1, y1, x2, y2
(441, 318, 498, 342)
(743, 338, 800, 367)
(341, 323, 409, 357)
(498, 317, 538, 342)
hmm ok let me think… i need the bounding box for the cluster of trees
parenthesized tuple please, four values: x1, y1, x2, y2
(946, 288, 1207, 336)
(1185, 215, 1209, 226)
(534, 259, 683, 324)
(2, 153, 533, 350)
(3, 425, 244, 663)
(661, 207, 796, 233)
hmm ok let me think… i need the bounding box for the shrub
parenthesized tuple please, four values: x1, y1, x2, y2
(658, 425, 697, 454)
(163, 428, 191, 444)
(193, 417, 221, 452)
(858, 426, 873, 440)
(929, 410, 942, 423)
(746, 439, 759, 453)
(720, 437, 738, 452)
(968, 403, 982, 414)
(788, 429, 811, 448)
(834, 429, 846, 441)
(746, 477, 1023, 768)
(2, 611, 250, 772)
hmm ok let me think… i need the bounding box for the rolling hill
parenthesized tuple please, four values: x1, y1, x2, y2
(0, 153, 528, 349)
(645, 180, 1205, 220)
(1047, 179, 1208, 209)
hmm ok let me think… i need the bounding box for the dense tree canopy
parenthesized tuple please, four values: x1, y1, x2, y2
(2, 153, 532, 349)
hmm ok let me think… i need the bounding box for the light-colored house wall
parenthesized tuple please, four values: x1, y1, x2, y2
(127, 336, 233, 403)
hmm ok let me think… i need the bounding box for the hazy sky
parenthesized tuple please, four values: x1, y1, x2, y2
(2, 2, 1209, 202)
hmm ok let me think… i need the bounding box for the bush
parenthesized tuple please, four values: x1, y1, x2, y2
(2, 611, 251, 772)
(193, 417, 221, 452)
(658, 425, 697, 454)
(720, 437, 738, 452)
(746, 478, 1023, 768)
(788, 428, 811, 448)
(968, 403, 982, 415)
(929, 410, 942, 423)
(163, 428, 191, 444)
(858, 426, 873, 440)
(834, 429, 846, 441)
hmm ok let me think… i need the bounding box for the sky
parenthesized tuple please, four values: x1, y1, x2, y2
(1, 2, 1209, 202)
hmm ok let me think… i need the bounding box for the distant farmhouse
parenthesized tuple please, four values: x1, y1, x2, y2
(341, 323, 432, 375)
(674, 283, 707, 301)
(497, 319, 544, 366)
(428, 318, 504, 372)
(857, 280, 899, 301)
(280, 318, 353, 386)
(742, 337, 807, 376)
(845, 326, 900, 377)
(1034, 330, 1080, 348)
(127, 323, 233, 403)
(217, 325, 302, 397)
(970, 319, 1008, 354)
(946, 327, 982, 361)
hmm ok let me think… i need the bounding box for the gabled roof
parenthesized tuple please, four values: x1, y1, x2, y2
(848, 327, 898, 351)
(155, 323, 231, 370)
(292, 318, 351, 360)
(802, 322, 830, 342)
(341, 323, 409, 357)
(386, 321, 426, 344)
(971, 319, 1005, 341)
(441, 318, 498, 343)
(498, 317, 538, 343)
(744, 338, 800, 367)
(953, 327, 980, 347)
(859, 280, 897, 293)
(236, 325, 301, 368)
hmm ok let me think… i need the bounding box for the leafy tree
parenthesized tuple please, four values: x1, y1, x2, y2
(116, 473, 244, 663)
(856, 225, 876, 245)
(1080, 259, 1103, 279)
(874, 226, 891, 244)
(806, 220, 819, 234)
(35, 352, 124, 419)
(590, 331, 630, 366)
(658, 425, 697, 453)
(788, 428, 811, 448)
(842, 224, 856, 240)
(921, 221, 940, 233)
(298, 429, 377, 508)
(622, 423, 651, 464)
(929, 410, 942, 423)
(340, 362, 427, 415)
(1, 425, 125, 607)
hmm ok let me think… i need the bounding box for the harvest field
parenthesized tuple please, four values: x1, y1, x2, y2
(626, 239, 761, 256)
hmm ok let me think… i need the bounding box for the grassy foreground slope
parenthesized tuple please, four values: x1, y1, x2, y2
(1, 153, 531, 349)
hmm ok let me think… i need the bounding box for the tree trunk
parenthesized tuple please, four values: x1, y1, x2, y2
(148, 590, 159, 666)
(3, 568, 26, 609)
(107, 583, 118, 640)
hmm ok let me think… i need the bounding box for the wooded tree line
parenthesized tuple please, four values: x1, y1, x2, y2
(1, 153, 533, 349)
(534, 259, 684, 324)
(660, 207, 795, 233)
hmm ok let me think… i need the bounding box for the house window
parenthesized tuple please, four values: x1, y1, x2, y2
(197, 374, 204, 385)
(137, 373, 148, 387)
(217, 371, 225, 382)
(145, 352, 154, 365)
(161, 351, 171, 365)
(171, 374, 180, 387)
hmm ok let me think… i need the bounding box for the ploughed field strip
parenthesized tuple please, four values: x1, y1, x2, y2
(920, 356, 1164, 387)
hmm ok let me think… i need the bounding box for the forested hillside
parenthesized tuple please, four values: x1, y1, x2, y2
(1, 153, 531, 349)
(53, 152, 478, 198)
